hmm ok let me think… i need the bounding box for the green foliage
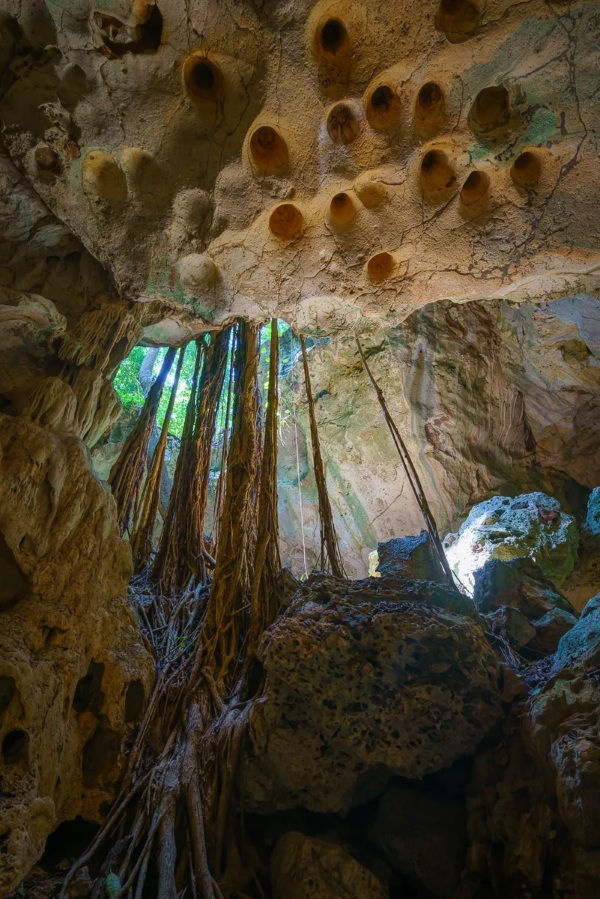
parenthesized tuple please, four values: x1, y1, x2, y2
(112, 322, 298, 443)
(112, 345, 146, 411)
(112, 343, 197, 439)
(155, 343, 198, 438)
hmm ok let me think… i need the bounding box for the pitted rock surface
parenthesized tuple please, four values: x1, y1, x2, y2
(244, 575, 502, 814)
(1, 1, 599, 339)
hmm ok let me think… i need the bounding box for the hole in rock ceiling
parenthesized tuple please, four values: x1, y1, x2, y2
(367, 251, 395, 281)
(327, 102, 361, 145)
(329, 191, 357, 227)
(319, 17, 347, 55)
(511, 151, 541, 189)
(420, 149, 456, 197)
(192, 62, 216, 91)
(249, 125, 289, 174)
(436, 0, 481, 42)
(415, 81, 445, 134)
(183, 55, 224, 107)
(460, 170, 489, 206)
(100, 324, 329, 577)
(469, 85, 512, 140)
(366, 84, 400, 130)
(269, 203, 305, 239)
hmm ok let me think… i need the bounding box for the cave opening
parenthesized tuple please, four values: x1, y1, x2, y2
(1, 2, 600, 898)
(40, 818, 101, 874)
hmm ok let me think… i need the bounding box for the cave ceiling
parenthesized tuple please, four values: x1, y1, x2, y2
(0, 0, 599, 343)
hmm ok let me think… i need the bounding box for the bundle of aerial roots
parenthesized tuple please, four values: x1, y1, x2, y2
(60, 317, 453, 898)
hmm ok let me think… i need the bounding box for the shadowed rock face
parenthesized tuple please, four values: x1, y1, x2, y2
(474, 557, 579, 657)
(0, 0, 599, 339)
(270, 832, 388, 899)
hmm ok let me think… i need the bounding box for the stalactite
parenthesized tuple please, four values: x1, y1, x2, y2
(59, 301, 140, 373)
(300, 335, 346, 578)
(109, 347, 177, 535)
(131, 345, 186, 573)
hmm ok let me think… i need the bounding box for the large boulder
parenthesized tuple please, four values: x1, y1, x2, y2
(585, 487, 600, 537)
(270, 832, 388, 899)
(244, 575, 502, 814)
(444, 492, 579, 593)
(474, 558, 578, 656)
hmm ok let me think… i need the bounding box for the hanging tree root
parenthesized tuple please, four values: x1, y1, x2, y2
(211, 327, 237, 547)
(300, 336, 345, 578)
(60, 320, 283, 899)
(153, 327, 232, 594)
(132, 346, 186, 573)
(355, 335, 457, 589)
(109, 347, 177, 535)
(189, 327, 232, 587)
(152, 340, 203, 594)
(247, 320, 281, 655)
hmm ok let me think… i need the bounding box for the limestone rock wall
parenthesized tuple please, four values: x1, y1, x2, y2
(278, 294, 600, 581)
(0, 144, 140, 447)
(0, 414, 154, 894)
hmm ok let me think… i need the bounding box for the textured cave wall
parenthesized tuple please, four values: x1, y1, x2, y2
(0, 0, 599, 891)
(278, 293, 600, 583)
(0, 0, 598, 341)
(0, 414, 154, 894)
(0, 71, 158, 893)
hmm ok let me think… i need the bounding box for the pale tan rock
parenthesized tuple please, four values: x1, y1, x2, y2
(0, 0, 597, 335)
